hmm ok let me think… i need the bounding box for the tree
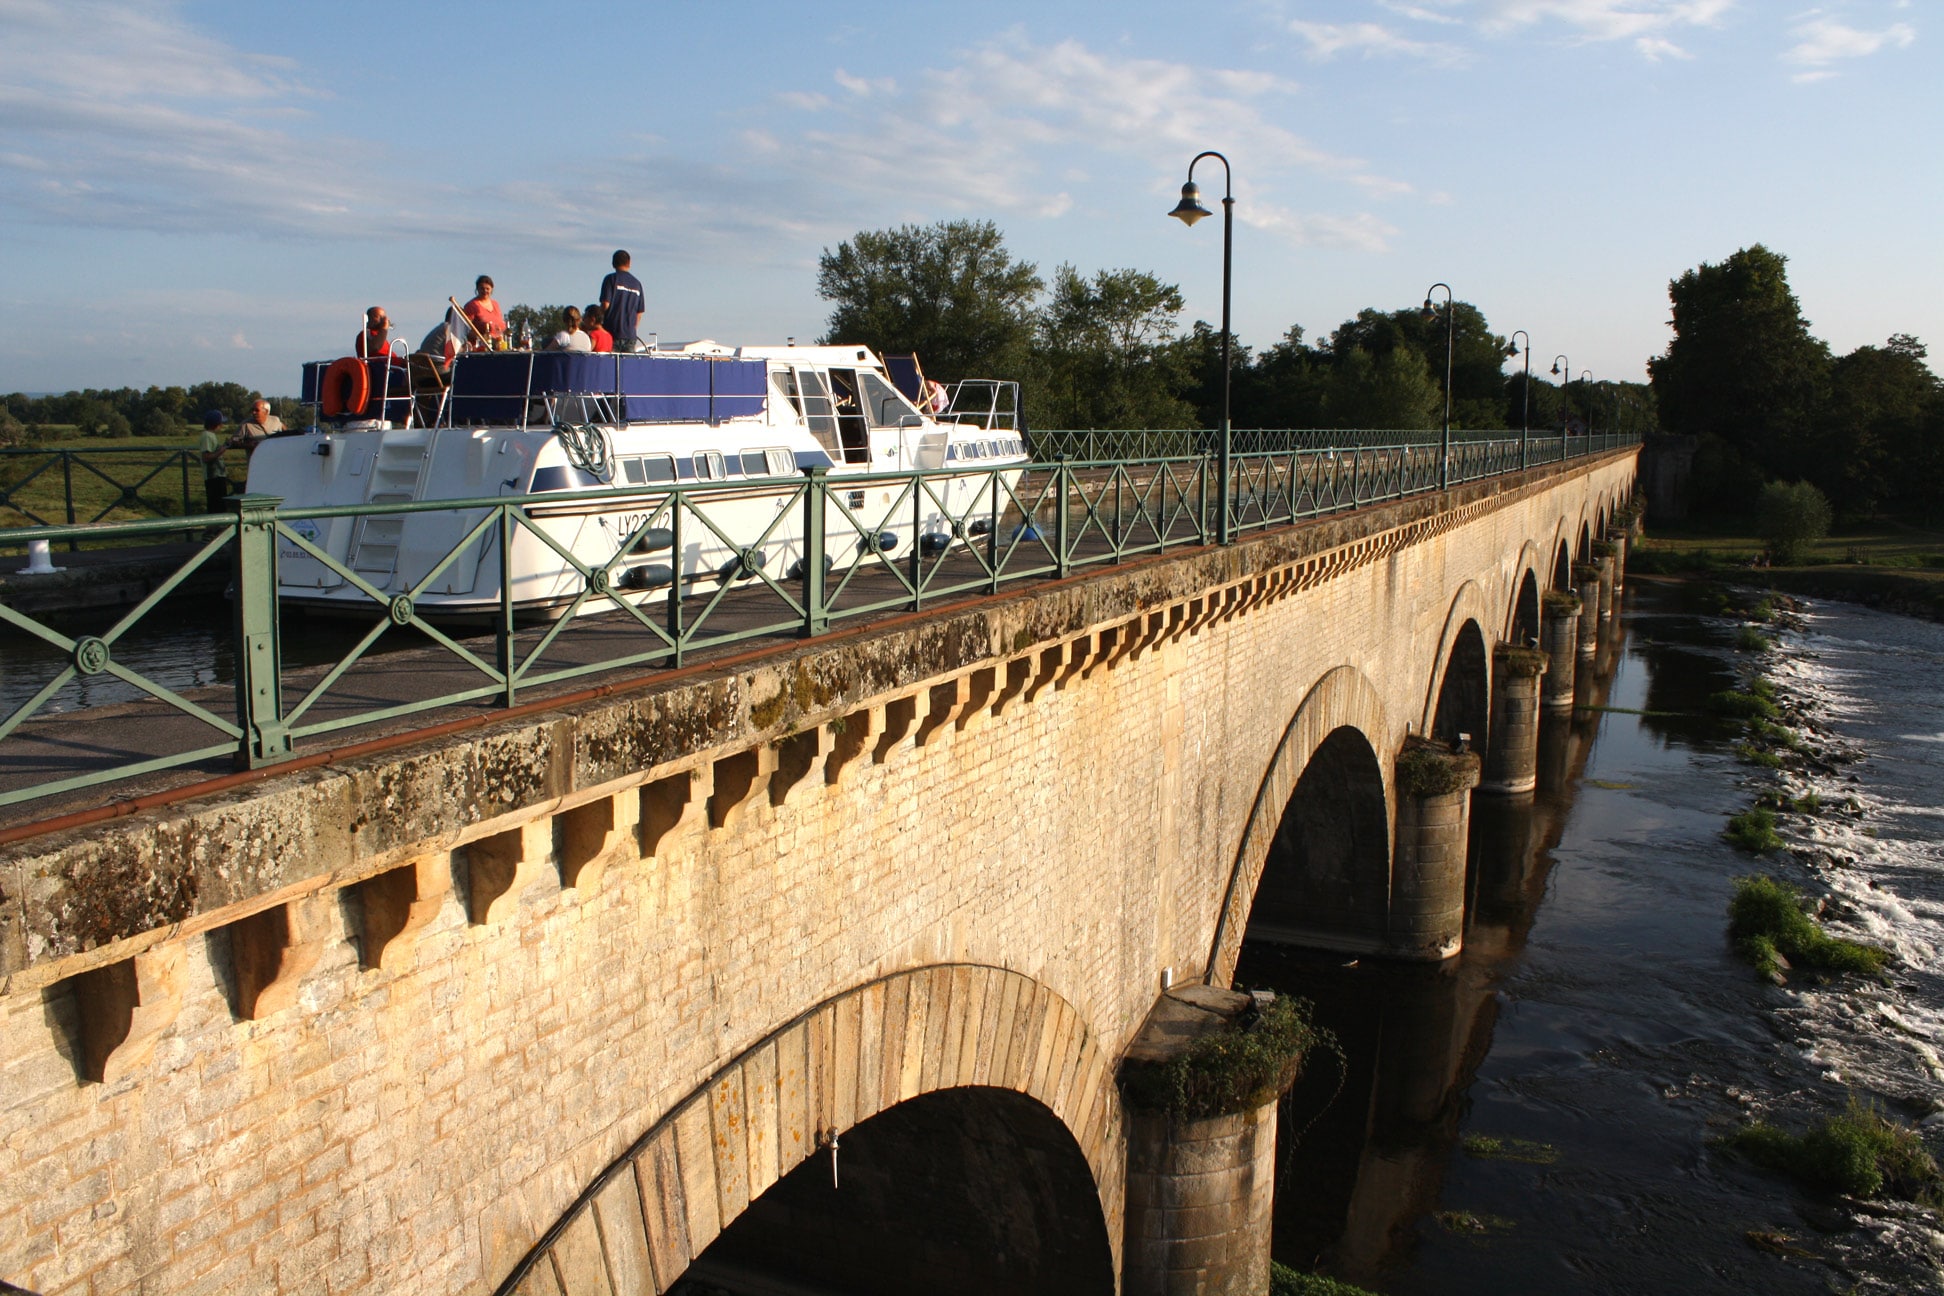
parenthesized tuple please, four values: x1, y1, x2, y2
(817, 220, 1043, 384)
(1327, 301, 1509, 429)
(1817, 334, 1941, 514)
(1648, 245, 1832, 493)
(1321, 342, 1440, 430)
(504, 304, 570, 348)
(1030, 266, 1194, 429)
(1756, 480, 1832, 563)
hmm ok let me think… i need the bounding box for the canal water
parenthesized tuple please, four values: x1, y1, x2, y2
(1245, 580, 1944, 1294)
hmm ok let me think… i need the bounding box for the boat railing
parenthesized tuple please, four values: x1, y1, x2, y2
(0, 431, 1640, 814)
(941, 380, 1019, 433)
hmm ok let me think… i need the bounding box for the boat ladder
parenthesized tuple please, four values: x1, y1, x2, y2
(346, 429, 434, 585)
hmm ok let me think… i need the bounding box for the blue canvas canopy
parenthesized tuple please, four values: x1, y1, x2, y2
(304, 352, 769, 426)
(449, 353, 768, 425)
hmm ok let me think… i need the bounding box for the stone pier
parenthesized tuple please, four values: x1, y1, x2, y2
(1481, 643, 1546, 796)
(1386, 742, 1482, 960)
(1121, 987, 1279, 1296)
(1540, 592, 1579, 713)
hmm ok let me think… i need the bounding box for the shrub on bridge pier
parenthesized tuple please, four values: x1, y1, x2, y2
(1120, 995, 1322, 1119)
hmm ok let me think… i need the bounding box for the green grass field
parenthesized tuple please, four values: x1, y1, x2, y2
(0, 433, 255, 535)
(1633, 518, 1944, 616)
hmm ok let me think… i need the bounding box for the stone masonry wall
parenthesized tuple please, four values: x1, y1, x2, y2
(0, 454, 1637, 1295)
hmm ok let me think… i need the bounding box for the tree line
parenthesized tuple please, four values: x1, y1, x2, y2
(817, 219, 1655, 437)
(1647, 243, 1943, 519)
(0, 383, 305, 446)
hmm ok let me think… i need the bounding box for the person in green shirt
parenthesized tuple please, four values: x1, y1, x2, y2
(198, 410, 230, 514)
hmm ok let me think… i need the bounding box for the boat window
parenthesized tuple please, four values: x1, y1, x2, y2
(773, 368, 803, 417)
(828, 369, 871, 465)
(694, 451, 727, 479)
(765, 448, 795, 476)
(794, 369, 842, 458)
(946, 444, 960, 461)
(643, 455, 677, 484)
(621, 458, 647, 485)
(741, 449, 771, 477)
(859, 371, 916, 428)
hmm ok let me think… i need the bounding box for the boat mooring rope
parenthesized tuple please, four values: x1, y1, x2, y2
(554, 422, 614, 482)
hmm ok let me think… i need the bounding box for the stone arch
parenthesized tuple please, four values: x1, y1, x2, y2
(496, 965, 1121, 1295)
(1509, 567, 1542, 647)
(1418, 580, 1499, 737)
(1206, 665, 1392, 984)
(1241, 725, 1393, 959)
(1430, 620, 1490, 751)
(1552, 538, 1574, 591)
(1576, 518, 1593, 563)
(1506, 541, 1547, 644)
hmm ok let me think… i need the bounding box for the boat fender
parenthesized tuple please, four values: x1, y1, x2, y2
(716, 548, 768, 582)
(918, 532, 953, 557)
(784, 554, 836, 581)
(966, 518, 994, 536)
(858, 531, 899, 555)
(629, 527, 675, 554)
(1009, 523, 1045, 544)
(621, 563, 674, 590)
(320, 356, 370, 418)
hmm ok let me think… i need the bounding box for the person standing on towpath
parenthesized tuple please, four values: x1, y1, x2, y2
(599, 250, 645, 352)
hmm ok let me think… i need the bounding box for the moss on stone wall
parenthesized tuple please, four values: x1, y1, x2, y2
(1395, 740, 1478, 798)
(1120, 995, 1318, 1120)
(1494, 644, 1548, 678)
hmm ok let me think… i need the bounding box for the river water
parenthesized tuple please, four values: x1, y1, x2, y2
(1243, 580, 1944, 1294)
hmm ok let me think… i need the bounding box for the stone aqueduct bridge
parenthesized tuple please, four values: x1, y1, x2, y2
(1, 449, 1637, 1296)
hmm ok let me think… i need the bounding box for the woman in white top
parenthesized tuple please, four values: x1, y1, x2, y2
(549, 306, 593, 353)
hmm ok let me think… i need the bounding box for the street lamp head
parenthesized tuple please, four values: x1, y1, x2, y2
(1168, 182, 1212, 226)
(1420, 297, 1436, 320)
(1550, 361, 1562, 377)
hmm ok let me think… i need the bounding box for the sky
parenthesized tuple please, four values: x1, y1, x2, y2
(0, 0, 1933, 398)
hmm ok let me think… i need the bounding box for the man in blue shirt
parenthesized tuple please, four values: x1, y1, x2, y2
(599, 250, 646, 351)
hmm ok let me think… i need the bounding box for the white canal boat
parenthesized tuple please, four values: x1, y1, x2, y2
(251, 342, 1029, 619)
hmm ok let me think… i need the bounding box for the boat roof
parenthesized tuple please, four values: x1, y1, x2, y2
(673, 340, 885, 367)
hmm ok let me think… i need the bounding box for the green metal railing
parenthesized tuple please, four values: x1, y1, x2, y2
(0, 446, 207, 544)
(0, 431, 1637, 810)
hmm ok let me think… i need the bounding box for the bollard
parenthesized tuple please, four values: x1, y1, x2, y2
(1387, 739, 1481, 960)
(20, 538, 61, 574)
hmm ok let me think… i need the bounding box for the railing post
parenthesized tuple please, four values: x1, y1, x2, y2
(666, 495, 685, 667)
(61, 452, 77, 551)
(801, 466, 828, 637)
(1055, 454, 1072, 579)
(231, 493, 290, 769)
(1217, 419, 1233, 544)
(497, 506, 517, 706)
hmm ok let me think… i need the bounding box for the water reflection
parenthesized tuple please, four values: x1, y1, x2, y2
(1239, 611, 1630, 1284)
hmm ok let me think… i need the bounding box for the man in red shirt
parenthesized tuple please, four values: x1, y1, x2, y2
(583, 304, 613, 353)
(354, 306, 391, 357)
(461, 275, 506, 350)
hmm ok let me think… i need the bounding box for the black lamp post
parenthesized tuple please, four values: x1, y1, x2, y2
(1550, 354, 1569, 457)
(1422, 283, 1454, 489)
(1508, 329, 1531, 469)
(1169, 151, 1234, 544)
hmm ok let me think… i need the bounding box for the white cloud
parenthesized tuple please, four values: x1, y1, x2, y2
(1783, 15, 1915, 80)
(1477, 0, 1734, 42)
(722, 36, 1411, 249)
(1281, 19, 1466, 63)
(0, 7, 1409, 265)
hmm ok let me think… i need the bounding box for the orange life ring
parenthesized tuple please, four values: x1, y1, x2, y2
(321, 356, 370, 418)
